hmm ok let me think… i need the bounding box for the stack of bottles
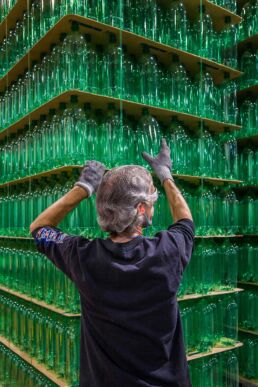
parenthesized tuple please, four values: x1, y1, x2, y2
(0, 106, 239, 183)
(0, 292, 80, 384)
(0, 1, 238, 77)
(0, 240, 80, 313)
(178, 240, 238, 297)
(189, 350, 239, 387)
(239, 334, 258, 381)
(0, 0, 16, 23)
(237, 192, 258, 234)
(239, 290, 258, 331)
(180, 295, 238, 354)
(238, 241, 258, 282)
(0, 25, 238, 131)
(238, 147, 258, 185)
(209, 0, 237, 12)
(238, 0, 258, 41)
(0, 178, 247, 237)
(239, 43, 258, 89)
(235, 95, 257, 138)
(0, 343, 55, 387)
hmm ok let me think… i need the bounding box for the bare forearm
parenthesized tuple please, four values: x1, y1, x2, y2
(163, 179, 192, 223)
(30, 186, 88, 233)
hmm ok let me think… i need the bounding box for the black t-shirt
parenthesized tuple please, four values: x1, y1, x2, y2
(32, 218, 195, 387)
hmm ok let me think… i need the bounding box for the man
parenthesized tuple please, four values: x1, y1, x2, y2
(30, 139, 194, 387)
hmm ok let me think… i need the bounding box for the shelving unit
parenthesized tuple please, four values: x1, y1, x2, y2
(0, 336, 67, 387)
(236, 3, 258, 383)
(0, 90, 242, 141)
(0, 1, 247, 386)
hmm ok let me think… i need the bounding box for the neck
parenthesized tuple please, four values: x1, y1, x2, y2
(110, 227, 143, 242)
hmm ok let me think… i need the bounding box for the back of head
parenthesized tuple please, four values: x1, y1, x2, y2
(96, 165, 158, 235)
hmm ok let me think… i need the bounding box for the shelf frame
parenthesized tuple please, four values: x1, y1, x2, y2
(0, 90, 242, 142)
(0, 285, 81, 317)
(0, 164, 243, 189)
(239, 328, 258, 337)
(0, 13, 243, 92)
(187, 341, 243, 361)
(0, 335, 68, 387)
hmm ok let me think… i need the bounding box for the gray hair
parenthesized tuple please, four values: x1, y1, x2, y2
(96, 165, 158, 234)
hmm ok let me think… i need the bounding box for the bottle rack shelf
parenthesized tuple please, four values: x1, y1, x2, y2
(0, 13, 243, 93)
(238, 281, 258, 288)
(237, 83, 258, 99)
(240, 376, 258, 387)
(0, 90, 242, 142)
(0, 0, 27, 41)
(239, 328, 258, 337)
(237, 135, 258, 146)
(0, 286, 81, 317)
(0, 284, 243, 317)
(0, 164, 243, 189)
(187, 341, 243, 361)
(238, 34, 258, 55)
(0, 335, 68, 387)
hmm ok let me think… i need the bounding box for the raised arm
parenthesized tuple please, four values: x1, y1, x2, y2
(142, 138, 192, 223)
(30, 161, 106, 233)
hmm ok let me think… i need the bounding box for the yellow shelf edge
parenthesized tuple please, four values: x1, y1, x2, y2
(0, 285, 81, 317)
(0, 335, 69, 386)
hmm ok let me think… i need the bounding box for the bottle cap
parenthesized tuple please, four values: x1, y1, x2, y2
(60, 32, 67, 41)
(142, 107, 149, 115)
(224, 71, 230, 79)
(172, 53, 179, 62)
(84, 102, 91, 110)
(59, 102, 67, 110)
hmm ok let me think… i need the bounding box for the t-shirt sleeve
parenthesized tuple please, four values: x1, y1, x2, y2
(31, 226, 90, 283)
(155, 218, 195, 274)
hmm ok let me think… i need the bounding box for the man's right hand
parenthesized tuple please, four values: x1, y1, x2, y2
(142, 138, 174, 185)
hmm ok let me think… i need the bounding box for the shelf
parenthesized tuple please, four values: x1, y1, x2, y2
(177, 288, 244, 302)
(0, 285, 81, 317)
(234, 184, 258, 192)
(0, 13, 243, 93)
(0, 234, 245, 240)
(195, 234, 243, 238)
(240, 376, 258, 387)
(238, 83, 258, 100)
(238, 34, 258, 55)
(0, 285, 243, 315)
(0, 0, 27, 41)
(239, 328, 258, 337)
(0, 165, 243, 189)
(178, 288, 244, 301)
(0, 90, 242, 141)
(187, 341, 243, 361)
(238, 281, 258, 287)
(237, 134, 258, 147)
(160, 0, 242, 30)
(0, 335, 68, 387)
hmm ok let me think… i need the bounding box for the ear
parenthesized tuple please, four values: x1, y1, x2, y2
(137, 203, 146, 215)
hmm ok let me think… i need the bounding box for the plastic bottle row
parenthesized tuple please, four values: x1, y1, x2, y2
(0, 25, 238, 129)
(189, 350, 239, 387)
(238, 241, 258, 283)
(0, 178, 257, 238)
(209, 0, 237, 12)
(0, 343, 55, 387)
(0, 0, 16, 23)
(0, 293, 80, 384)
(239, 290, 258, 331)
(0, 0, 238, 79)
(233, 95, 257, 139)
(178, 239, 238, 297)
(0, 241, 80, 313)
(238, 43, 258, 90)
(238, 146, 258, 185)
(180, 295, 238, 354)
(238, 0, 258, 41)
(0, 104, 240, 182)
(239, 334, 258, 381)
